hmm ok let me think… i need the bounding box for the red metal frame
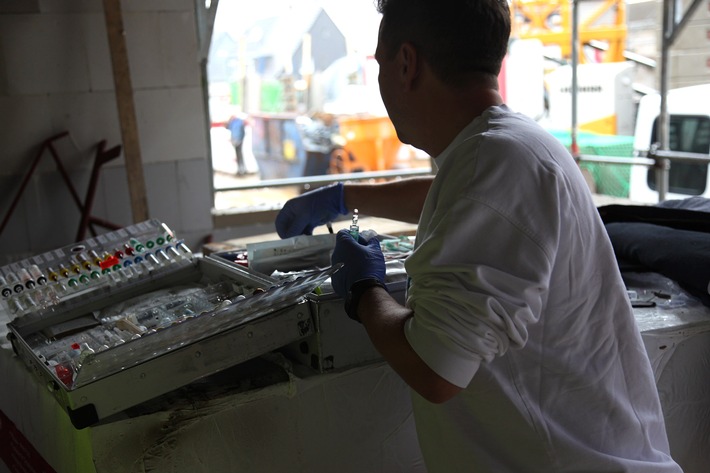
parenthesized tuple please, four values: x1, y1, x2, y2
(0, 132, 123, 243)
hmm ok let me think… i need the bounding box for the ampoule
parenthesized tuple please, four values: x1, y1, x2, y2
(1, 275, 12, 297)
(88, 250, 103, 266)
(349, 209, 359, 240)
(28, 265, 48, 285)
(6, 272, 24, 294)
(77, 253, 93, 271)
(17, 268, 36, 290)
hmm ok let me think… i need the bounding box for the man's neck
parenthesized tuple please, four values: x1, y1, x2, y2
(423, 86, 503, 157)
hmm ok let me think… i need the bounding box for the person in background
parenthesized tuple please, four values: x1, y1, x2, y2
(302, 111, 340, 176)
(275, 0, 683, 472)
(226, 111, 248, 176)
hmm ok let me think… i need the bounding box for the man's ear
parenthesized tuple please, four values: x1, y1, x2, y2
(399, 41, 420, 90)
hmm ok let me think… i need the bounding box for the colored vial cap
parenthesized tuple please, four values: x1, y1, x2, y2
(100, 256, 119, 270)
(58, 265, 70, 277)
(46, 267, 60, 281)
(77, 253, 92, 270)
(156, 249, 170, 262)
(54, 363, 74, 387)
(28, 265, 48, 285)
(89, 250, 102, 265)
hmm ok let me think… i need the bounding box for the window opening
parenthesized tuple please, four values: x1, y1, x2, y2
(207, 0, 432, 218)
(647, 115, 710, 195)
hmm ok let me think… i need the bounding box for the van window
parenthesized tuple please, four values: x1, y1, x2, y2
(647, 115, 710, 195)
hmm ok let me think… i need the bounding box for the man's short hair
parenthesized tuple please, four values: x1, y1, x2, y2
(376, 0, 511, 86)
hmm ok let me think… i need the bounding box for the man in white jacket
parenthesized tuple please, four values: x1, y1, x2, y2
(275, 0, 683, 471)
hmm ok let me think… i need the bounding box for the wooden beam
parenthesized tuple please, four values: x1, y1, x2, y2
(103, 0, 149, 222)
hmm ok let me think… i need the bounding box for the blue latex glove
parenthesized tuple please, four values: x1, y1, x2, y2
(275, 183, 348, 238)
(331, 229, 386, 299)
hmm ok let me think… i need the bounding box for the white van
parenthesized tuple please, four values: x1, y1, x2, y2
(628, 84, 710, 203)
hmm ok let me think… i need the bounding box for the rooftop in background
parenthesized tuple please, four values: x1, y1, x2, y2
(214, 0, 381, 55)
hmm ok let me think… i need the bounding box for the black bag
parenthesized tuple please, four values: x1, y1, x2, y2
(600, 198, 710, 307)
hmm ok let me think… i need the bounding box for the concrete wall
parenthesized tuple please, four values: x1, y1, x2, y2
(0, 0, 214, 264)
(668, 1, 710, 88)
(627, 0, 710, 89)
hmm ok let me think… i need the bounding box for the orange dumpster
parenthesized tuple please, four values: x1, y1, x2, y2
(337, 115, 404, 172)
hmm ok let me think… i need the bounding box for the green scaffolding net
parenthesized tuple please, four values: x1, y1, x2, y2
(549, 130, 636, 198)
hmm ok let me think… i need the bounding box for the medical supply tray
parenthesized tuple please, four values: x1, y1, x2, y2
(282, 278, 407, 373)
(2, 220, 334, 429)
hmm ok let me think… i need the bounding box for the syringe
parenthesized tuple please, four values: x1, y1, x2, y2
(349, 209, 359, 240)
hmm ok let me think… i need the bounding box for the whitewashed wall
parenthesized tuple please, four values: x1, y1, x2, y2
(0, 0, 214, 263)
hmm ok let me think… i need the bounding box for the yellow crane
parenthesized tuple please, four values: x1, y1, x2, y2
(510, 0, 628, 63)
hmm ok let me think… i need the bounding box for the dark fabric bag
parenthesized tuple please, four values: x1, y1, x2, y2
(599, 203, 710, 233)
(605, 222, 710, 306)
(600, 198, 710, 307)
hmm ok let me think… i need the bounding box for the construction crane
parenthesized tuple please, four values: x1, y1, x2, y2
(510, 0, 628, 63)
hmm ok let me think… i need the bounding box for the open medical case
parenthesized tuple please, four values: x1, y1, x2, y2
(1, 220, 335, 429)
(216, 233, 412, 374)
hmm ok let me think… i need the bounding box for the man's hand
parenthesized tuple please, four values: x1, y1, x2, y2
(331, 229, 386, 299)
(275, 183, 348, 238)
